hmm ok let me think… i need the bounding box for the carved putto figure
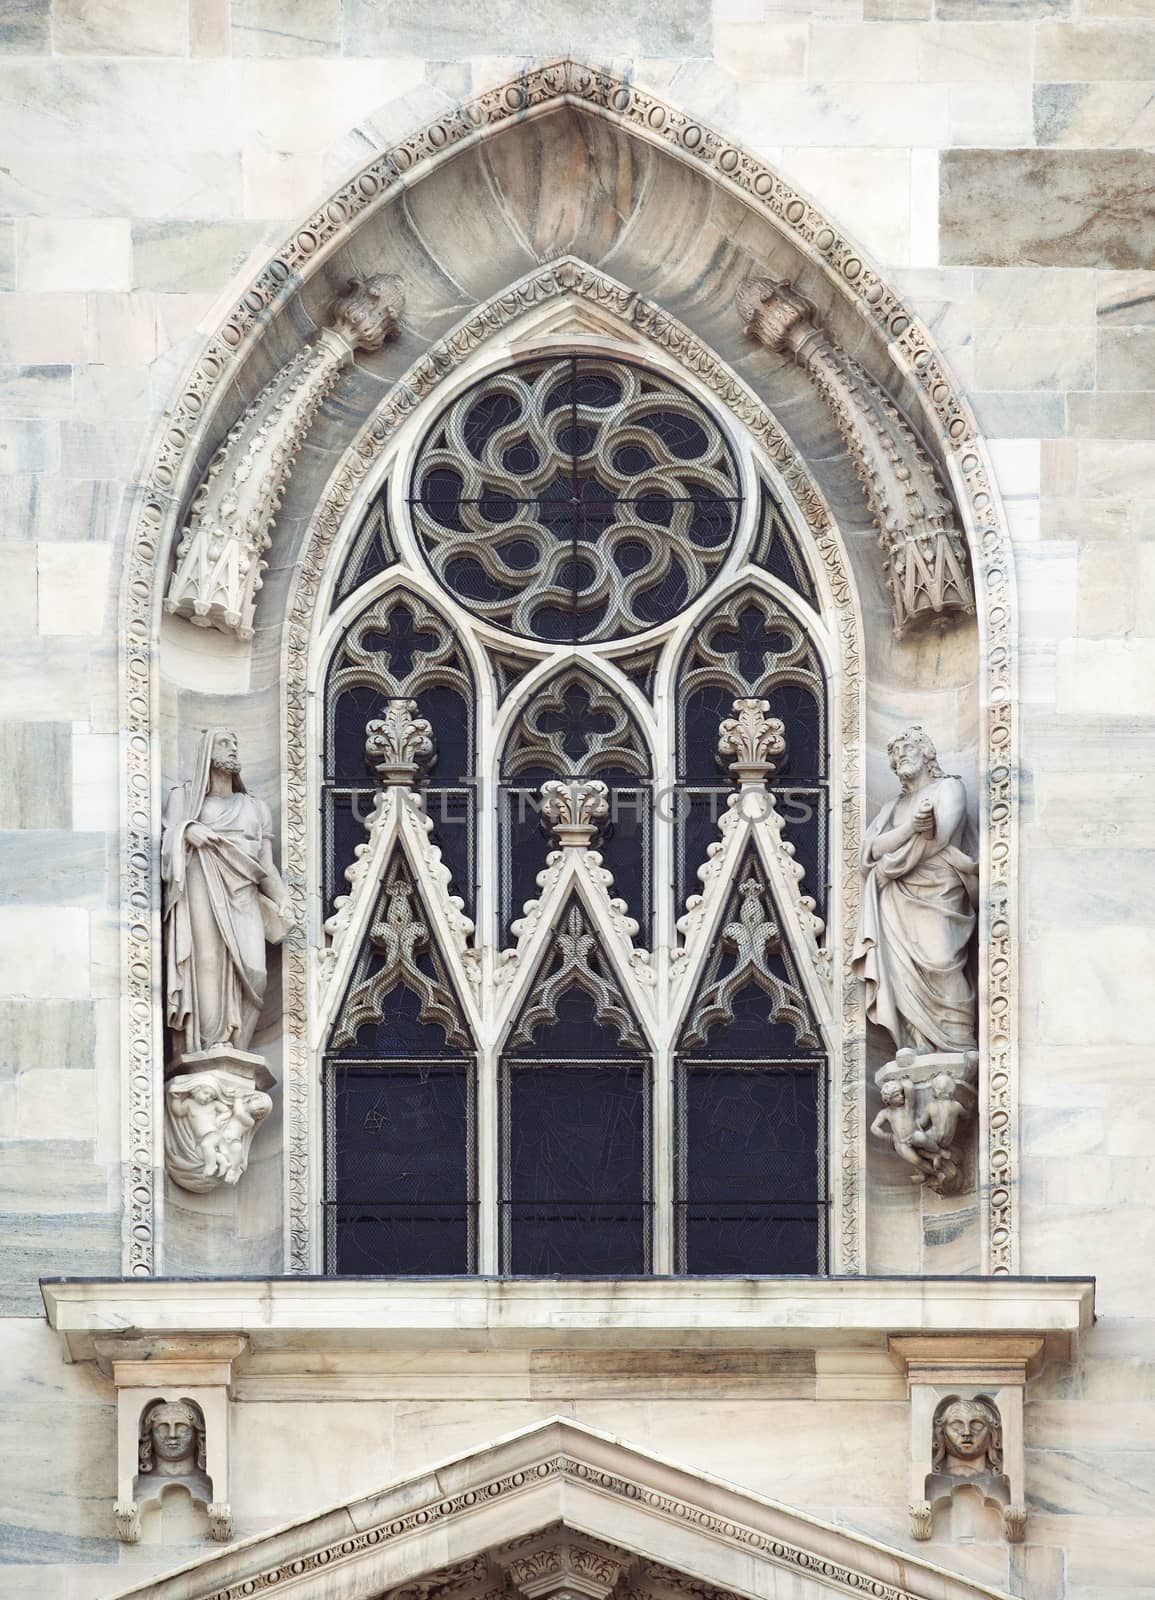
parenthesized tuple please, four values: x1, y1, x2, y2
(162, 729, 292, 1058)
(165, 1071, 273, 1192)
(853, 725, 977, 1054)
(869, 1072, 961, 1192)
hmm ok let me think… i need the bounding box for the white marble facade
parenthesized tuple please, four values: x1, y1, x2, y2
(2, 5, 1154, 1600)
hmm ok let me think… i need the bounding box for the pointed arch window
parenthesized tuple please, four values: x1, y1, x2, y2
(318, 350, 834, 1277)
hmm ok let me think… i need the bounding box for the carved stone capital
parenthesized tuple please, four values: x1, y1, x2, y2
(165, 272, 405, 639)
(502, 1537, 630, 1600)
(540, 777, 610, 848)
(716, 697, 786, 785)
(208, 1502, 234, 1543)
(326, 272, 405, 355)
(735, 275, 821, 360)
(737, 275, 974, 634)
(365, 699, 435, 785)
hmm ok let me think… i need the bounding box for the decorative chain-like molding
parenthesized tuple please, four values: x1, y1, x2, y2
(125, 57, 1014, 1277)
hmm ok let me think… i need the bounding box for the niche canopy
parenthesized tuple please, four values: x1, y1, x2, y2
(408, 355, 744, 642)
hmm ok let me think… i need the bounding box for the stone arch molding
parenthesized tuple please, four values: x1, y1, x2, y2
(104, 1417, 1015, 1600)
(121, 58, 1017, 1281)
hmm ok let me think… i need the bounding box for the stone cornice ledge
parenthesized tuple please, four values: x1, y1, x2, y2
(42, 1276, 1094, 1365)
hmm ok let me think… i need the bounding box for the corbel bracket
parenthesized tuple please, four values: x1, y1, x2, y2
(98, 1332, 248, 1546)
(890, 1334, 1040, 1544)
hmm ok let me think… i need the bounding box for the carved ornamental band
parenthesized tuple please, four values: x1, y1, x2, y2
(737, 277, 974, 634)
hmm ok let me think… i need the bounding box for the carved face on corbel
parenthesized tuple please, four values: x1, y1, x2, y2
(932, 1395, 1003, 1476)
(138, 1398, 207, 1479)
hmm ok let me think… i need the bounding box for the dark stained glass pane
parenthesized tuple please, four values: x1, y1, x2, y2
(680, 1065, 822, 1274)
(504, 1065, 649, 1274)
(327, 1065, 474, 1274)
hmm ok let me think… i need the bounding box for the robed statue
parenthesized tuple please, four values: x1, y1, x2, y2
(161, 729, 292, 1058)
(853, 725, 978, 1054)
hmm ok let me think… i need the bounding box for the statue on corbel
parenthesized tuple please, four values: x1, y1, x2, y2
(736, 275, 974, 635)
(164, 273, 405, 639)
(853, 725, 979, 1195)
(161, 728, 290, 1192)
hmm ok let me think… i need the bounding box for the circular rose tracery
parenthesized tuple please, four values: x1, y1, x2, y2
(408, 356, 742, 642)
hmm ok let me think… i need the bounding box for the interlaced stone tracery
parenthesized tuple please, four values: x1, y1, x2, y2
(410, 356, 742, 642)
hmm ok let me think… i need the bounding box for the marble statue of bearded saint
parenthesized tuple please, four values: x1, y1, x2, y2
(852, 726, 978, 1053)
(162, 729, 292, 1057)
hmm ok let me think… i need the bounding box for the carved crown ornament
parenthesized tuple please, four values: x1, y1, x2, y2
(124, 60, 1018, 1289)
(736, 276, 975, 635)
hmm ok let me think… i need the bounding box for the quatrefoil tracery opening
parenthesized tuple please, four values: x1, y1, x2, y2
(409, 355, 743, 642)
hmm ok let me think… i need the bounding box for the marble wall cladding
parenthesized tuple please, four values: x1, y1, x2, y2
(0, 4, 1154, 1598)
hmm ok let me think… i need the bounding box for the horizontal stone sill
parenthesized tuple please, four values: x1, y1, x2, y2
(42, 1275, 1094, 1367)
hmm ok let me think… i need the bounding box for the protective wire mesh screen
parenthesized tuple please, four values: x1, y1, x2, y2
(325, 1063, 475, 1274)
(677, 1064, 824, 1274)
(409, 356, 743, 641)
(502, 1064, 650, 1274)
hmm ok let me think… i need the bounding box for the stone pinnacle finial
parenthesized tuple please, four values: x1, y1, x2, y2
(539, 778, 610, 848)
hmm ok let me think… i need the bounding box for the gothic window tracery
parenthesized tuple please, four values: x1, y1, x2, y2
(409, 356, 743, 642)
(323, 586, 476, 915)
(318, 346, 833, 1279)
(499, 667, 652, 943)
(675, 586, 828, 920)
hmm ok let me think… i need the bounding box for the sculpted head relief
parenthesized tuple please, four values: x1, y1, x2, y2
(138, 1399, 207, 1480)
(887, 725, 944, 789)
(932, 1395, 1003, 1477)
